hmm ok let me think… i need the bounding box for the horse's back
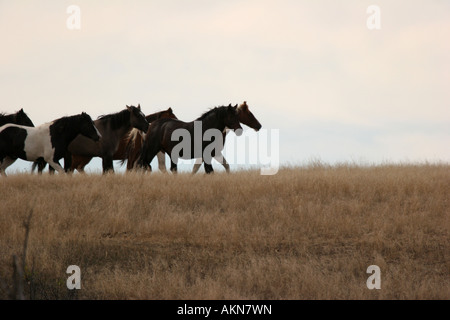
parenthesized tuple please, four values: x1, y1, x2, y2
(0, 124, 34, 160)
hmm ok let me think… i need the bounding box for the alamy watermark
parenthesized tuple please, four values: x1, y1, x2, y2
(66, 5, 81, 30)
(170, 123, 279, 175)
(367, 5, 381, 30)
(366, 265, 381, 289)
(66, 265, 81, 290)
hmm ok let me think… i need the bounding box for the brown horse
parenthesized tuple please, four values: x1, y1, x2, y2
(192, 101, 262, 173)
(135, 104, 243, 174)
(71, 107, 177, 172)
(121, 108, 178, 171)
(66, 105, 149, 173)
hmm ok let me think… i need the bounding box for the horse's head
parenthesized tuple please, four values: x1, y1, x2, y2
(16, 108, 35, 127)
(145, 107, 178, 123)
(160, 107, 178, 120)
(223, 104, 243, 136)
(127, 104, 149, 133)
(79, 112, 101, 141)
(237, 101, 262, 132)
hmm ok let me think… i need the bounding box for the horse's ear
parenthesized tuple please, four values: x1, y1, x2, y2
(234, 104, 238, 108)
(168, 107, 173, 112)
(137, 104, 141, 110)
(228, 103, 232, 107)
(126, 105, 131, 110)
(19, 108, 24, 113)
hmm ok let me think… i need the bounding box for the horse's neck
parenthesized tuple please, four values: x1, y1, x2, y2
(52, 119, 81, 145)
(100, 114, 132, 137)
(146, 113, 160, 123)
(198, 113, 225, 133)
(0, 115, 13, 126)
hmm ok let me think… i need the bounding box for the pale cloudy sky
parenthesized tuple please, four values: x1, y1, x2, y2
(1, 1, 449, 172)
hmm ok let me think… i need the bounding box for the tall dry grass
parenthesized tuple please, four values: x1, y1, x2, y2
(0, 164, 448, 299)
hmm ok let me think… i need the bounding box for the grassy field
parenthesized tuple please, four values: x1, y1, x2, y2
(0, 164, 448, 299)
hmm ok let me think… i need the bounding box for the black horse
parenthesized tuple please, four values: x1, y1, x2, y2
(136, 104, 242, 174)
(192, 101, 262, 174)
(0, 108, 34, 127)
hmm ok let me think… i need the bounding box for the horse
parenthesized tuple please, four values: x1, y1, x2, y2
(120, 107, 178, 171)
(66, 105, 149, 173)
(70, 107, 177, 172)
(136, 104, 243, 174)
(192, 101, 262, 174)
(0, 112, 101, 176)
(1, 109, 48, 173)
(0, 108, 35, 127)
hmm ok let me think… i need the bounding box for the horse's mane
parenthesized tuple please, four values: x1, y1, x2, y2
(97, 109, 131, 130)
(52, 114, 83, 126)
(146, 109, 166, 122)
(196, 106, 229, 121)
(0, 112, 13, 118)
(0, 112, 15, 126)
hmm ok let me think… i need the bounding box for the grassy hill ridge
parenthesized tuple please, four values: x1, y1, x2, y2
(0, 164, 448, 299)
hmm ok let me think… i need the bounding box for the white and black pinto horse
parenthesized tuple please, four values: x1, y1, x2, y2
(0, 112, 101, 176)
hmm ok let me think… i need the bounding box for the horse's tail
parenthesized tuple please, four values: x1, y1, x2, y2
(120, 128, 144, 167)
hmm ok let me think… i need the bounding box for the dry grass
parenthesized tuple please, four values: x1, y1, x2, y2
(0, 164, 449, 299)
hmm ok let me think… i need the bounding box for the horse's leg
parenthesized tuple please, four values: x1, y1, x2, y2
(192, 158, 203, 175)
(102, 155, 114, 174)
(0, 157, 16, 177)
(157, 152, 167, 173)
(46, 159, 65, 174)
(204, 162, 214, 174)
(48, 165, 56, 175)
(214, 153, 230, 173)
(170, 159, 177, 174)
(64, 152, 73, 173)
(71, 155, 83, 173)
(76, 156, 91, 174)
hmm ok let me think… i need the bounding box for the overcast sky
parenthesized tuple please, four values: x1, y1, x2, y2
(1, 1, 449, 173)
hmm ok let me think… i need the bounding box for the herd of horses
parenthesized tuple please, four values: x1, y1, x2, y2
(0, 102, 262, 176)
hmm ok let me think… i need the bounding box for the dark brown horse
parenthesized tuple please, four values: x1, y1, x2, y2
(135, 104, 242, 174)
(192, 101, 262, 173)
(66, 105, 149, 173)
(0, 109, 35, 127)
(71, 107, 177, 172)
